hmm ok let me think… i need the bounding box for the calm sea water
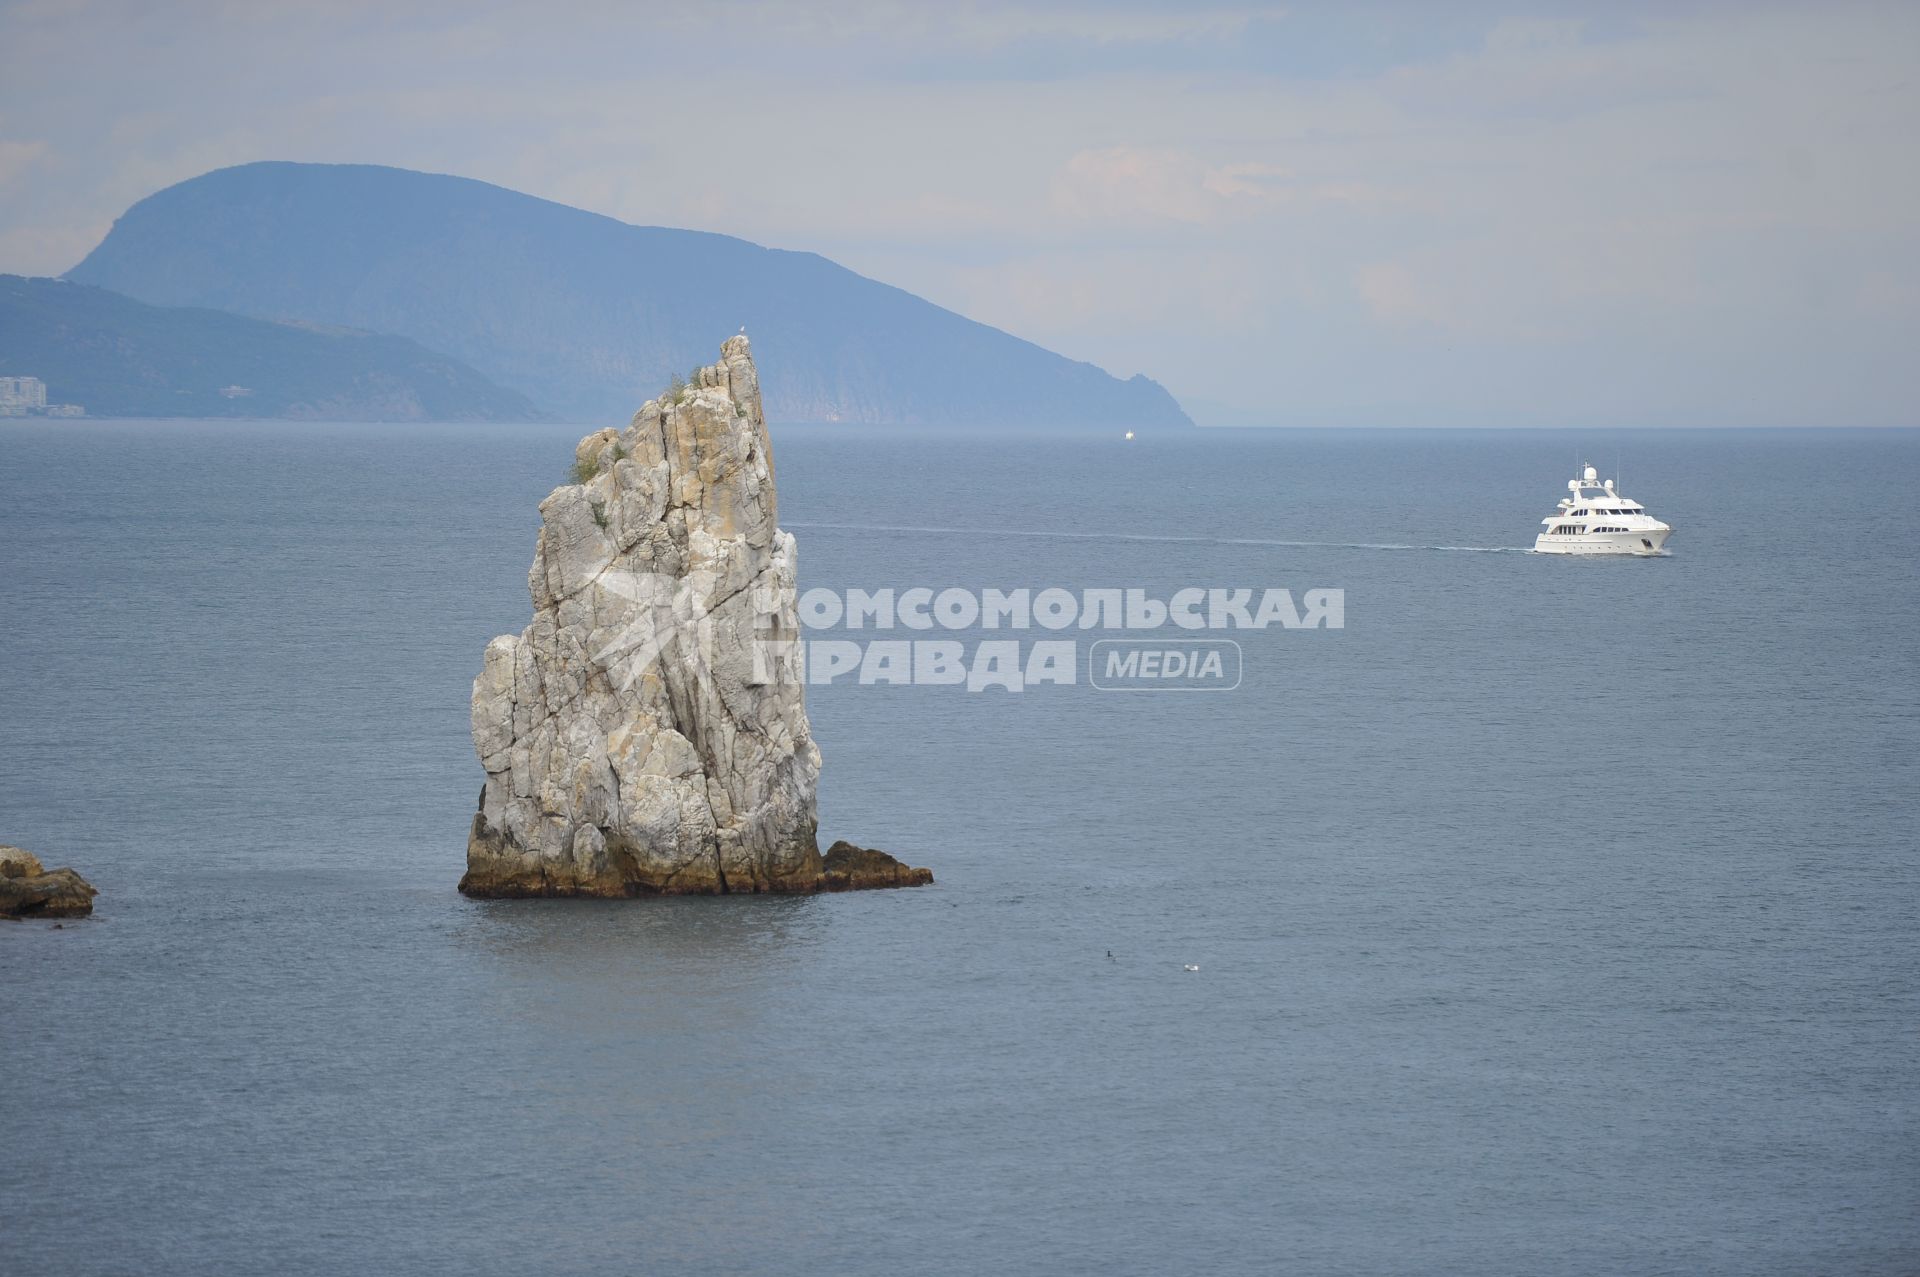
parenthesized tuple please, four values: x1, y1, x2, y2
(2, 422, 1916, 1275)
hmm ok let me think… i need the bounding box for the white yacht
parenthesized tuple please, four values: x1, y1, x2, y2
(1534, 464, 1672, 556)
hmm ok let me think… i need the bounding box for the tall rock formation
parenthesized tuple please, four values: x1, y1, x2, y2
(461, 336, 928, 896)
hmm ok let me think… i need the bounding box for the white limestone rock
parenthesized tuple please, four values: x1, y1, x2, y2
(461, 336, 822, 895)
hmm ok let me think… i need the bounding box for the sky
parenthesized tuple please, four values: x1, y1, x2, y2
(2, 0, 1916, 426)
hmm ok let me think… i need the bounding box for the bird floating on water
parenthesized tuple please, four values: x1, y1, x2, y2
(1183, 964, 1200, 972)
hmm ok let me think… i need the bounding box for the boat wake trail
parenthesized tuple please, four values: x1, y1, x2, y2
(785, 521, 1528, 554)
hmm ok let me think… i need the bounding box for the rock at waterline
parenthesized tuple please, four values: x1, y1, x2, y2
(820, 842, 934, 891)
(0, 845, 98, 918)
(460, 335, 931, 897)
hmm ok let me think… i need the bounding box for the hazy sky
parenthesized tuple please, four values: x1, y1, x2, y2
(3, 1, 1916, 425)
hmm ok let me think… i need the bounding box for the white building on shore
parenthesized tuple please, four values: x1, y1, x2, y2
(0, 376, 84, 417)
(0, 375, 48, 409)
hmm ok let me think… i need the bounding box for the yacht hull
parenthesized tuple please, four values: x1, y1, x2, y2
(1533, 527, 1671, 556)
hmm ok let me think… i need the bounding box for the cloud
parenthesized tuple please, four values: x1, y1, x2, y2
(1354, 262, 1425, 327)
(0, 139, 48, 189)
(1050, 148, 1306, 226)
(0, 219, 110, 277)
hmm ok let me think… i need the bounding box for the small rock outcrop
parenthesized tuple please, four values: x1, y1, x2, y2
(461, 335, 930, 897)
(820, 841, 935, 891)
(0, 846, 98, 918)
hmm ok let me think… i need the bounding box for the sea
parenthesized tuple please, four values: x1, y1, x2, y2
(2, 421, 1916, 1276)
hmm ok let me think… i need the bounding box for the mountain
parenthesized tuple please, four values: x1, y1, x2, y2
(0, 275, 542, 421)
(64, 162, 1193, 428)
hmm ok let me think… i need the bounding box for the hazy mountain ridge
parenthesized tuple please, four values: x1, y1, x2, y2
(0, 274, 543, 421)
(65, 162, 1193, 428)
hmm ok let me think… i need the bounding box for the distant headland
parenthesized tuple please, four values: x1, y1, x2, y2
(63, 161, 1193, 429)
(0, 274, 539, 422)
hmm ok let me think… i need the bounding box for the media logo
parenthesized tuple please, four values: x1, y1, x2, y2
(1089, 639, 1242, 691)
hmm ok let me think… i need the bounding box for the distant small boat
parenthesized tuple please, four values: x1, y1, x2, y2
(1534, 464, 1672, 556)
(1183, 964, 1200, 972)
